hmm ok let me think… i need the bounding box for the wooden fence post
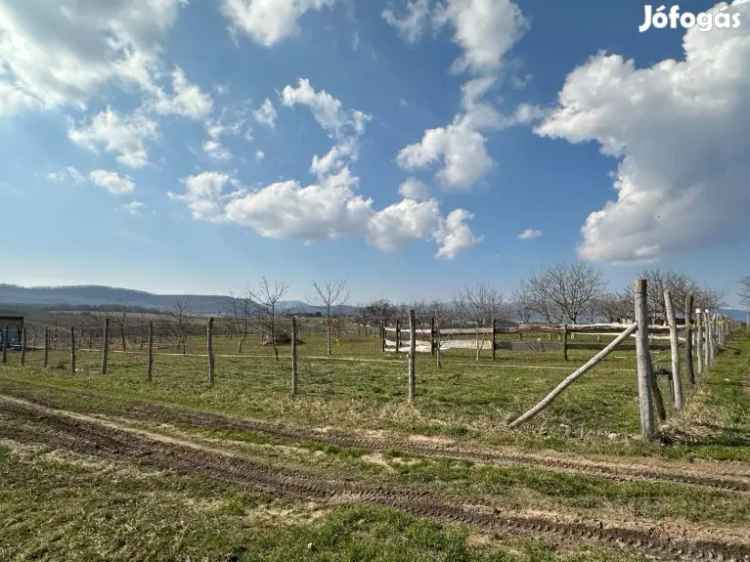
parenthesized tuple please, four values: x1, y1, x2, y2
(562, 324, 568, 361)
(207, 317, 215, 386)
(395, 319, 401, 354)
(685, 294, 695, 385)
(634, 279, 656, 440)
(491, 318, 496, 361)
(20, 328, 26, 366)
(70, 327, 77, 374)
(1, 325, 7, 365)
(664, 290, 683, 411)
(696, 311, 704, 376)
(291, 316, 298, 397)
(381, 322, 386, 353)
(435, 314, 442, 369)
(101, 318, 110, 375)
(147, 321, 154, 382)
(430, 316, 436, 356)
(706, 311, 715, 367)
(43, 327, 49, 368)
(408, 310, 416, 402)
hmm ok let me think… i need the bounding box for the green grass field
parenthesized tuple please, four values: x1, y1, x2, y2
(1, 328, 749, 561)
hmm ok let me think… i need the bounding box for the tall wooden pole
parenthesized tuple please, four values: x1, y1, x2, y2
(70, 327, 77, 374)
(684, 294, 695, 385)
(43, 327, 49, 369)
(664, 290, 683, 411)
(381, 322, 386, 353)
(491, 317, 496, 361)
(395, 319, 401, 354)
(695, 311, 704, 376)
(634, 279, 655, 439)
(291, 316, 298, 397)
(562, 324, 569, 361)
(207, 317, 215, 386)
(1, 325, 7, 365)
(101, 318, 110, 375)
(147, 321, 154, 382)
(20, 328, 26, 366)
(408, 309, 416, 402)
(435, 314, 442, 369)
(430, 316, 436, 357)
(706, 311, 714, 367)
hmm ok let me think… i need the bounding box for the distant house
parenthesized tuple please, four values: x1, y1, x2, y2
(0, 316, 24, 347)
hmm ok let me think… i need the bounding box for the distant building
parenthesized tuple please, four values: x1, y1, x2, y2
(0, 316, 24, 347)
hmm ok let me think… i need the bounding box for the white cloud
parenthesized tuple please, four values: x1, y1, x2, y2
(221, 0, 338, 47)
(225, 168, 372, 240)
(518, 228, 542, 240)
(397, 118, 494, 190)
(382, 0, 432, 43)
(172, 168, 480, 258)
(434, 208, 481, 258)
(68, 108, 159, 169)
(202, 102, 253, 161)
(281, 78, 365, 139)
(89, 169, 136, 195)
(398, 177, 431, 200)
(150, 67, 214, 119)
(433, 0, 529, 75)
(393, 0, 529, 191)
(47, 166, 85, 185)
(203, 139, 233, 161)
(122, 200, 145, 216)
(536, 0, 750, 262)
(281, 78, 371, 178)
(253, 98, 277, 128)
(255, 149, 265, 160)
(367, 197, 442, 252)
(168, 172, 239, 223)
(0, 1, 183, 115)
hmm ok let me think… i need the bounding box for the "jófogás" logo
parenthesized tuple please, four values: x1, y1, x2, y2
(639, 4, 742, 32)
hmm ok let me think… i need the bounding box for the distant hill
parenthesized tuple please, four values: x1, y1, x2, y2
(0, 284, 355, 316)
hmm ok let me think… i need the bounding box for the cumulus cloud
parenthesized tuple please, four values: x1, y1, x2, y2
(434, 209, 482, 258)
(536, 0, 750, 262)
(47, 166, 86, 185)
(281, 78, 371, 178)
(398, 177, 431, 200)
(168, 172, 240, 223)
(221, 0, 338, 47)
(122, 200, 145, 216)
(68, 108, 159, 169)
(433, 0, 529, 75)
(397, 120, 494, 190)
(392, 1, 529, 190)
(0, 1, 183, 116)
(225, 168, 372, 240)
(202, 102, 254, 161)
(253, 98, 277, 128)
(255, 149, 265, 161)
(382, 0, 432, 43)
(149, 67, 214, 119)
(89, 169, 136, 195)
(172, 168, 479, 258)
(518, 228, 542, 240)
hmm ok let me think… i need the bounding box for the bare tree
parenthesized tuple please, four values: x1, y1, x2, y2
(595, 291, 633, 323)
(525, 263, 604, 324)
(249, 277, 288, 360)
(312, 280, 349, 355)
(169, 297, 190, 354)
(455, 284, 503, 360)
(512, 285, 535, 323)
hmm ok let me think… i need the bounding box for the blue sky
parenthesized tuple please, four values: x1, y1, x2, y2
(1, 0, 748, 305)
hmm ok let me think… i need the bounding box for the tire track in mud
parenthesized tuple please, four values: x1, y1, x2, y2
(1, 396, 750, 562)
(2, 387, 749, 496)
